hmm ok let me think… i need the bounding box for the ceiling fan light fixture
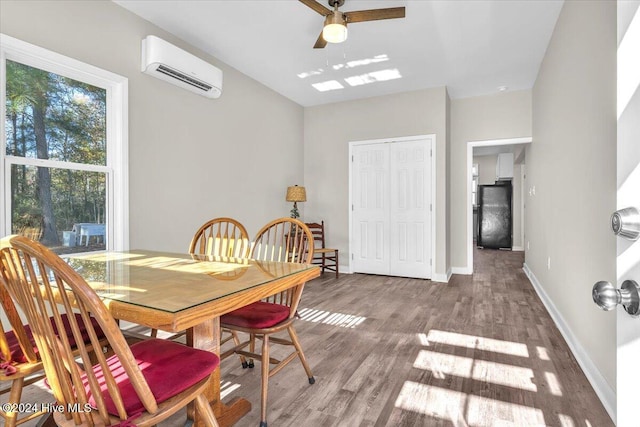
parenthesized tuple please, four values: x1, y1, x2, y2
(323, 12, 348, 43)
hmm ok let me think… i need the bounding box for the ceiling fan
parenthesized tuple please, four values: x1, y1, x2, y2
(299, 0, 406, 48)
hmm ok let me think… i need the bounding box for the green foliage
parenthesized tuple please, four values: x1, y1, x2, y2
(5, 60, 107, 244)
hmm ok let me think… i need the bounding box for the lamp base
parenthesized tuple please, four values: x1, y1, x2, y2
(290, 202, 300, 219)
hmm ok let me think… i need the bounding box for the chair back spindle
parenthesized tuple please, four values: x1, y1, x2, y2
(189, 217, 250, 259)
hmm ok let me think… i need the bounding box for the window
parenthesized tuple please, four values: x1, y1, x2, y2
(1, 34, 128, 254)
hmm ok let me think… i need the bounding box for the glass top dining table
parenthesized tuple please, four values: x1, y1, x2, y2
(65, 249, 320, 427)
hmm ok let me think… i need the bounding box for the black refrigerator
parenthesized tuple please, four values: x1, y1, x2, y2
(477, 182, 512, 249)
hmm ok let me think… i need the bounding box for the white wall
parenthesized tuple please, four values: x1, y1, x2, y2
(450, 91, 532, 269)
(0, 0, 305, 249)
(526, 0, 616, 413)
(303, 88, 449, 279)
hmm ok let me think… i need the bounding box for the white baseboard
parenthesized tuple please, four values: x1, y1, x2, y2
(522, 263, 616, 423)
(452, 266, 472, 275)
(512, 246, 524, 251)
(432, 268, 452, 283)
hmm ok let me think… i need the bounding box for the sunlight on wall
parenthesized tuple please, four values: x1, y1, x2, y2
(298, 307, 366, 328)
(413, 349, 538, 392)
(426, 330, 529, 358)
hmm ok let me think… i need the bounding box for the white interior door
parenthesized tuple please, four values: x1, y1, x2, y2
(616, 4, 640, 426)
(389, 141, 432, 278)
(351, 143, 390, 275)
(351, 138, 432, 279)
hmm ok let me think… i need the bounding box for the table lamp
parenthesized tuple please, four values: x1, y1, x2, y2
(286, 185, 306, 219)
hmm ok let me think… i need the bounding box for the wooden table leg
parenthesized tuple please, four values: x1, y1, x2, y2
(190, 317, 251, 427)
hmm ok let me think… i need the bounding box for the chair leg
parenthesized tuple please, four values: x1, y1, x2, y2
(229, 330, 248, 367)
(194, 393, 220, 427)
(335, 250, 339, 279)
(5, 377, 24, 427)
(260, 334, 270, 427)
(186, 327, 194, 347)
(321, 253, 326, 274)
(246, 333, 255, 369)
(288, 326, 315, 384)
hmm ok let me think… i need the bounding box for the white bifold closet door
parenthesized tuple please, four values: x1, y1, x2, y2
(351, 138, 432, 279)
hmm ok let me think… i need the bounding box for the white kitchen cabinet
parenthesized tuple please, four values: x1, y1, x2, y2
(496, 153, 514, 180)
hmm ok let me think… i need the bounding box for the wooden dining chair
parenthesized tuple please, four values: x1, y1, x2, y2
(305, 221, 339, 278)
(150, 217, 251, 343)
(0, 236, 221, 427)
(1, 236, 109, 427)
(220, 217, 315, 427)
(0, 267, 47, 427)
(189, 217, 251, 259)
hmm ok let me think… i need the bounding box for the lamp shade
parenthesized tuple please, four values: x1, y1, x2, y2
(286, 186, 307, 202)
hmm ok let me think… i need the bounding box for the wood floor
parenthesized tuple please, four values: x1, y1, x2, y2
(8, 248, 613, 426)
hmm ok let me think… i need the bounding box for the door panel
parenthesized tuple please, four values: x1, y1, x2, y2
(352, 144, 389, 275)
(390, 141, 432, 278)
(617, 5, 640, 426)
(351, 139, 432, 279)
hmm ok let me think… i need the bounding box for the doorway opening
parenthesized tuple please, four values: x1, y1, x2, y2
(465, 137, 532, 274)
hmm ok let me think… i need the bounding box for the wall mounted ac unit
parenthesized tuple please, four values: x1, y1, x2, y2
(141, 35, 223, 99)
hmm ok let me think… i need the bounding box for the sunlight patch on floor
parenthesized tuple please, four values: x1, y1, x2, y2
(544, 371, 563, 396)
(536, 346, 550, 360)
(413, 350, 537, 392)
(298, 307, 366, 328)
(220, 380, 241, 400)
(395, 381, 546, 426)
(426, 330, 529, 358)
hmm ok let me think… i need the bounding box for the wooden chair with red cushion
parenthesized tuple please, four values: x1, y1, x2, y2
(0, 236, 220, 427)
(1, 236, 108, 427)
(1, 269, 46, 427)
(150, 217, 251, 344)
(220, 217, 315, 427)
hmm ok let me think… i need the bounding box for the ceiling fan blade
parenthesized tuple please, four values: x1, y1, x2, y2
(345, 7, 405, 23)
(299, 0, 332, 16)
(313, 31, 327, 49)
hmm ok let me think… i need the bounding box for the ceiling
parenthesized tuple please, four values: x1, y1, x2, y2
(114, 0, 564, 107)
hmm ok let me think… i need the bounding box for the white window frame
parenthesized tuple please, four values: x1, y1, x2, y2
(0, 34, 129, 251)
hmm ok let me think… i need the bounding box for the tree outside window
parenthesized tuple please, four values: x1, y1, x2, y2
(2, 35, 128, 255)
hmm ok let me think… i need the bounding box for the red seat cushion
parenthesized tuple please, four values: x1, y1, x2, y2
(1, 314, 105, 364)
(221, 301, 290, 329)
(85, 339, 219, 416)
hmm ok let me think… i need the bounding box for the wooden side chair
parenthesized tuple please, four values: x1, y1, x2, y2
(0, 236, 220, 427)
(1, 236, 108, 427)
(221, 218, 316, 427)
(151, 217, 251, 343)
(189, 217, 251, 259)
(0, 269, 46, 427)
(305, 221, 339, 278)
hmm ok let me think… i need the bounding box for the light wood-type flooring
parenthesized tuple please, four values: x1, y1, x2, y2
(8, 248, 613, 426)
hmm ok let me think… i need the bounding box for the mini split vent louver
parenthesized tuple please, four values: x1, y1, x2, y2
(141, 35, 223, 99)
